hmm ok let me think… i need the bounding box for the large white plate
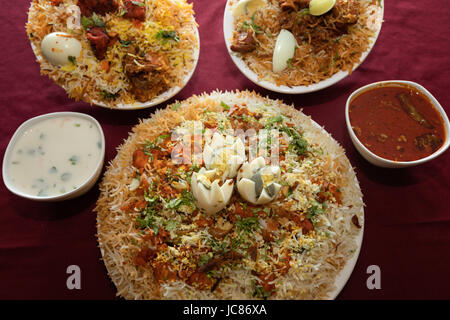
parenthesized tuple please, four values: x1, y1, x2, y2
(223, 0, 384, 94)
(28, 1, 200, 110)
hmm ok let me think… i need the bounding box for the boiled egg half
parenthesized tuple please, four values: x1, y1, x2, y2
(203, 132, 246, 181)
(191, 168, 234, 215)
(272, 29, 297, 73)
(237, 157, 281, 205)
(41, 32, 82, 66)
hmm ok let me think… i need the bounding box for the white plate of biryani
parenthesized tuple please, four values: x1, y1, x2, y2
(26, 0, 199, 109)
(223, 0, 384, 94)
(95, 90, 364, 299)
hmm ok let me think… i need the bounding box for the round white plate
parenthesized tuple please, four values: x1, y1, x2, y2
(28, 1, 200, 110)
(223, 0, 384, 94)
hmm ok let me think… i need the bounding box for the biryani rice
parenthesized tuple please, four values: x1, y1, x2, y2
(26, 0, 198, 108)
(95, 90, 364, 299)
(230, 0, 383, 87)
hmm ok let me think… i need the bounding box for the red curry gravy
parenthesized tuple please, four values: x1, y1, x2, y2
(349, 84, 446, 161)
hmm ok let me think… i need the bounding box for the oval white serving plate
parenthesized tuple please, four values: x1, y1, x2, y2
(2, 112, 105, 201)
(223, 0, 384, 94)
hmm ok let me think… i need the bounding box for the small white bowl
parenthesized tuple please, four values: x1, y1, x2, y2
(223, 0, 384, 94)
(345, 80, 450, 168)
(2, 112, 105, 201)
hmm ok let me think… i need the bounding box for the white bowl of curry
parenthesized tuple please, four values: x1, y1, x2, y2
(345, 80, 450, 168)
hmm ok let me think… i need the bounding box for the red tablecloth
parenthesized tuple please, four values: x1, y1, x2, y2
(1, 0, 449, 300)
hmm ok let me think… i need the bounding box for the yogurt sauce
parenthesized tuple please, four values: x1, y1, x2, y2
(8, 115, 103, 197)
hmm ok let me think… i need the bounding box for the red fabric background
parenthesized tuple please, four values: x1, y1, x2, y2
(0, 0, 449, 299)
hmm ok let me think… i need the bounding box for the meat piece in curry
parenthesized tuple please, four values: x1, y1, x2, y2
(122, 0, 146, 22)
(278, 0, 309, 11)
(123, 47, 169, 102)
(77, 0, 118, 17)
(86, 27, 111, 60)
(230, 29, 257, 53)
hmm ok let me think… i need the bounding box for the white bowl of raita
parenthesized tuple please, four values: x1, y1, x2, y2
(2, 112, 105, 201)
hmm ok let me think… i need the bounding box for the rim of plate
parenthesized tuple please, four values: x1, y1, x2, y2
(28, 1, 200, 110)
(308, 117, 364, 300)
(327, 213, 364, 299)
(223, 0, 384, 94)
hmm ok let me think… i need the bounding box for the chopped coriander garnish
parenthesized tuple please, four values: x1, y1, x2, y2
(171, 103, 181, 111)
(155, 30, 180, 44)
(157, 134, 171, 141)
(68, 55, 77, 65)
(165, 220, 178, 232)
(189, 163, 201, 172)
(298, 8, 310, 16)
(81, 16, 93, 29)
(180, 189, 196, 208)
(286, 58, 293, 69)
(197, 254, 212, 267)
(81, 13, 105, 29)
(136, 195, 160, 231)
(266, 115, 284, 126)
(91, 13, 105, 28)
(220, 101, 230, 111)
(306, 200, 327, 220)
(119, 39, 132, 47)
(209, 238, 230, 254)
(100, 90, 119, 100)
(166, 197, 182, 210)
(132, 0, 145, 7)
(235, 216, 259, 233)
(242, 13, 263, 34)
(280, 126, 308, 156)
(330, 53, 339, 67)
(253, 285, 272, 299)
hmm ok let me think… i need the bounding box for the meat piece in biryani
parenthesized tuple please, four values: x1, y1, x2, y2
(26, 0, 199, 108)
(95, 90, 364, 299)
(230, 0, 383, 87)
